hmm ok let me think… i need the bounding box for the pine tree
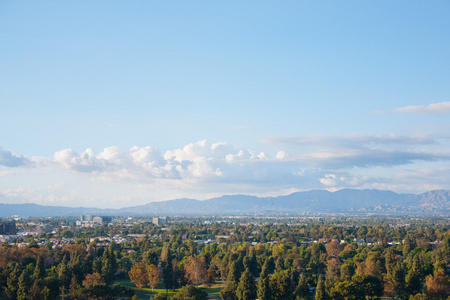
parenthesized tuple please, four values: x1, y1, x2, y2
(17, 269, 31, 300)
(236, 269, 257, 300)
(258, 260, 271, 300)
(390, 261, 407, 299)
(406, 254, 422, 296)
(163, 249, 174, 293)
(101, 247, 116, 284)
(220, 282, 237, 300)
(59, 255, 71, 287)
(315, 276, 328, 300)
(269, 271, 291, 300)
(6, 264, 21, 300)
(295, 273, 310, 298)
(33, 255, 46, 281)
(227, 261, 241, 284)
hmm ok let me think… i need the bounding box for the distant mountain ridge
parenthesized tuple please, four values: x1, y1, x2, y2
(0, 189, 449, 217)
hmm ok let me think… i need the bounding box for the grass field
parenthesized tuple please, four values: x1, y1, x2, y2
(116, 279, 224, 299)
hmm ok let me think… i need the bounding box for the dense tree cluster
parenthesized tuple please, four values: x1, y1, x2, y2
(0, 216, 448, 299)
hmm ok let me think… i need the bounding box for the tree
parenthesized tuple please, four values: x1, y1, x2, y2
(129, 262, 149, 290)
(69, 275, 81, 299)
(269, 271, 291, 300)
(33, 255, 46, 281)
(352, 274, 383, 300)
(17, 269, 31, 300)
(184, 256, 207, 287)
(227, 260, 241, 284)
(390, 261, 407, 299)
(29, 280, 42, 300)
(172, 284, 208, 300)
(163, 254, 174, 292)
(82, 272, 105, 287)
(257, 262, 271, 300)
(330, 281, 365, 300)
(295, 273, 310, 298)
(315, 276, 328, 300)
(205, 266, 216, 287)
(220, 282, 238, 300)
(425, 270, 450, 300)
(6, 264, 21, 300)
(147, 264, 161, 292)
(150, 293, 168, 300)
(406, 255, 422, 296)
(101, 247, 116, 284)
(236, 269, 257, 300)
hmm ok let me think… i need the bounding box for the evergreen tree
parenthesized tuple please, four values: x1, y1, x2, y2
(220, 282, 238, 300)
(221, 251, 231, 281)
(17, 269, 31, 300)
(236, 269, 257, 300)
(390, 261, 407, 299)
(163, 249, 175, 293)
(6, 264, 21, 300)
(406, 255, 422, 296)
(101, 247, 116, 284)
(269, 271, 291, 300)
(257, 261, 271, 300)
(315, 276, 328, 300)
(295, 273, 310, 298)
(227, 261, 241, 284)
(32, 255, 46, 281)
(275, 256, 284, 272)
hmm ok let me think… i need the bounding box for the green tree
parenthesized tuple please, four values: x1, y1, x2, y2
(172, 284, 208, 300)
(220, 282, 238, 300)
(17, 269, 31, 300)
(163, 256, 174, 293)
(330, 281, 365, 300)
(257, 262, 271, 300)
(390, 261, 407, 299)
(352, 274, 383, 300)
(295, 273, 310, 298)
(269, 271, 291, 300)
(6, 264, 21, 300)
(315, 276, 328, 300)
(406, 255, 422, 296)
(32, 255, 46, 281)
(227, 260, 241, 284)
(236, 269, 257, 300)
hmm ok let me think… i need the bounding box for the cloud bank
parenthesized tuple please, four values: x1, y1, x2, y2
(2, 135, 450, 207)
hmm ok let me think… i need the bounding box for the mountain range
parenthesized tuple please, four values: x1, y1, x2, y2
(0, 189, 449, 217)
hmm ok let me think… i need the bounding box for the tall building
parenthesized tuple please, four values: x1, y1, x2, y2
(152, 217, 168, 226)
(81, 215, 94, 222)
(0, 221, 17, 235)
(93, 216, 112, 224)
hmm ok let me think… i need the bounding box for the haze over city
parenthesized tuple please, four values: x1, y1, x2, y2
(1, 1, 450, 208)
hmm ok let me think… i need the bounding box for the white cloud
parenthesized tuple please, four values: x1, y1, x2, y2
(392, 101, 450, 114)
(0, 147, 31, 167)
(2, 138, 450, 207)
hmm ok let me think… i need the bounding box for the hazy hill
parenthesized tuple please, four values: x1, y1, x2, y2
(0, 189, 449, 217)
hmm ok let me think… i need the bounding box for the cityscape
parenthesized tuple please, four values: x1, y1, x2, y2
(1, 1, 449, 299)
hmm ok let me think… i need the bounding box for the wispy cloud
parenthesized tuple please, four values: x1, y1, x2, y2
(392, 101, 450, 114)
(260, 133, 438, 147)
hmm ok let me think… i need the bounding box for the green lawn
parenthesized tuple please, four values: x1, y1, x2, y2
(115, 279, 224, 299)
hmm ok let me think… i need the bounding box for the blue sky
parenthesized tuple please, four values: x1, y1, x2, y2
(1, 1, 450, 208)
